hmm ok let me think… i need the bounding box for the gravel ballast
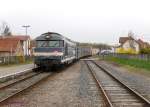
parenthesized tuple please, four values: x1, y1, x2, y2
(96, 60, 150, 101)
(0, 61, 104, 107)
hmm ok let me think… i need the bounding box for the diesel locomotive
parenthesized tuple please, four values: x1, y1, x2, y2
(33, 32, 92, 68)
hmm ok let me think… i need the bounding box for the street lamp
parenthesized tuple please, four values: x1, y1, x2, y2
(22, 25, 30, 36)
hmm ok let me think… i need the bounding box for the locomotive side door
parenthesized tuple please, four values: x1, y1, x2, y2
(65, 43, 68, 57)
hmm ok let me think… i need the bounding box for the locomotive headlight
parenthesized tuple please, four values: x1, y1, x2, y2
(45, 35, 50, 39)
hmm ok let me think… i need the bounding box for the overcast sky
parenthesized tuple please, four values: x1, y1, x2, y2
(0, 0, 150, 44)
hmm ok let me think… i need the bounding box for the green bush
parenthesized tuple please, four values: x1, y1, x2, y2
(140, 48, 150, 54)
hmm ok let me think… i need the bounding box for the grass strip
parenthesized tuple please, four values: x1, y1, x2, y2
(104, 56, 150, 71)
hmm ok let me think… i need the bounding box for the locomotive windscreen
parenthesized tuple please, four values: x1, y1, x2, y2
(36, 40, 64, 47)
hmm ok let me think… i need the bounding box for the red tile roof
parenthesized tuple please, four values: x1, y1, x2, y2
(118, 36, 150, 48)
(119, 36, 134, 44)
(137, 39, 144, 45)
(0, 38, 20, 52)
(0, 35, 30, 41)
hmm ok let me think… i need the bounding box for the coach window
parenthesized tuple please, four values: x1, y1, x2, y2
(59, 40, 64, 47)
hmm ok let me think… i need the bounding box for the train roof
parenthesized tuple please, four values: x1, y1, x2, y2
(35, 32, 63, 40)
(35, 32, 77, 46)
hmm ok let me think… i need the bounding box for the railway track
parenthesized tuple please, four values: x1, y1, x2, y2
(85, 60, 150, 107)
(0, 68, 51, 104)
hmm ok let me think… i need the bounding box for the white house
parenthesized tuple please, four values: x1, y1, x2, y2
(92, 48, 99, 55)
(122, 39, 140, 53)
(14, 36, 31, 56)
(116, 36, 140, 53)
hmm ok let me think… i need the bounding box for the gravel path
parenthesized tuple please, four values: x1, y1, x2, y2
(0, 61, 104, 107)
(96, 60, 150, 101)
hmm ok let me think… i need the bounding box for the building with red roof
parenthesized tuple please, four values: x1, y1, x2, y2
(0, 37, 23, 56)
(116, 35, 150, 54)
(0, 35, 31, 56)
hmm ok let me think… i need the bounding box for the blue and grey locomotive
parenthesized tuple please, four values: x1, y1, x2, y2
(34, 32, 77, 67)
(33, 32, 92, 68)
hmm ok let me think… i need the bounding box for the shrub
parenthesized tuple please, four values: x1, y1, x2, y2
(140, 48, 150, 54)
(116, 48, 138, 54)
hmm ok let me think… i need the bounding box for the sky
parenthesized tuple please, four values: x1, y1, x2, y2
(0, 0, 150, 45)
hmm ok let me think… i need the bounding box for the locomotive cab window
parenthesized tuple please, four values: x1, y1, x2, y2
(36, 40, 64, 47)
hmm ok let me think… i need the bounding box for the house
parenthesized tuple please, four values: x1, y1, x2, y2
(0, 38, 23, 56)
(116, 36, 140, 54)
(137, 39, 150, 49)
(116, 36, 150, 54)
(13, 36, 31, 56)
(92, 48, 99, 55)
(30, 40, 36, 56)
(0, 35, 31, 56)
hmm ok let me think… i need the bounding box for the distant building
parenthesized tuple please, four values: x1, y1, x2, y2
(137, 39, 150, 49)
(92, 48, 99, 55)
(0, 38, 23, 56)
(30, 40, 36, 56)
(0, 35, 31, 56)
(116, 36, 150, 54)
(118, 36, 140, 54)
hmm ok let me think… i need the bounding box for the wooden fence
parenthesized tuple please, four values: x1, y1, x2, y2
(0, 56, 33, 65)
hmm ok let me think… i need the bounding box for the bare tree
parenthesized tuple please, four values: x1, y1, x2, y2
(127, 31, 136, 51)
(128, 30, 134, 38)
(0, 22, 12, 36)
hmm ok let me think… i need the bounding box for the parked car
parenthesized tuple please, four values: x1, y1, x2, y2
(100, 50, 113, 55)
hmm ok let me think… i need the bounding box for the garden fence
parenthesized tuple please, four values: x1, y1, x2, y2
(0, 56, 33, 65)
(101, 53, 150, 61)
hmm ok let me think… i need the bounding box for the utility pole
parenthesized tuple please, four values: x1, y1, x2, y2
(22, 25, 30, 59)
(22, 25, 30, 36)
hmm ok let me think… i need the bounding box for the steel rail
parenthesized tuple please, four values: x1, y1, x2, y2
(0, 67, 37, 84)
(0, 67, 39, 89)
(91, 60, 150, 106)
(85, 61, 114, 107)
(0, 71, 51, 104)
(0, 72, 39, 90)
